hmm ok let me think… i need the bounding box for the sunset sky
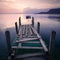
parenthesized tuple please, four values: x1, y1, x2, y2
(0, 0, 60, 13)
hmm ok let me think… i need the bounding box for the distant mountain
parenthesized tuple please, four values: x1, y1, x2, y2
(23, 8, 49, 14)
(37, 8, 60, 14)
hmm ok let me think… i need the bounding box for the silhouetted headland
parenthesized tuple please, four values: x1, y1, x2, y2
(36, 8, 60, 14)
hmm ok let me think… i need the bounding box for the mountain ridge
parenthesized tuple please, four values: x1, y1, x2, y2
(36, 8, 60, 14)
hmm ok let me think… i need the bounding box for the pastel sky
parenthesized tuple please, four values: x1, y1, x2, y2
(0, 0, 60, 13)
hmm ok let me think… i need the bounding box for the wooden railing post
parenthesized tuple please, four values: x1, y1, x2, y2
(15, 22, 18, 34)
(19, 17, 21, 28)
(32, 17, 34, 27)
(5, 31, 11, 55)
(11, 54, 15, 60)
(37, 22, 40, 34)
(5, 31, 15, 60)
(49, 31, 56, 60)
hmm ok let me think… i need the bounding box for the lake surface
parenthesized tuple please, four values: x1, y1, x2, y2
(0, 14, 60, 60)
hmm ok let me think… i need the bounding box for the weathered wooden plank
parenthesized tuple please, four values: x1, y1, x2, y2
(31, 26, 41, 38)
(29, 25, 33, 35)
(8, 56, 11, 60)
(22, 25, 25, 35)
(23, 35, 37, 38)
(26, 25, 29, 37)
(12, 46, 43, 49)
(26, 25, 37, 38)
(11, 50, 15, 56)
(23, 25, 26, 37)
(25, 25, 27, 36)
(18, 26, 21, 35)
(12, 46, 18, 48)
(18, 26, 22, 39)
(31, 26, 48, 52)
(25, 25, 31, 36)
(40, 39, 48, 52)
(26, 25, 29, 36)
(19, 24, 36, 38)
(16, 52, 44, 58)
(22, 41, 40, 43)
(16, 38, 39, 43)
(18, 43, 21, 47)
(27, 25, 31, 37)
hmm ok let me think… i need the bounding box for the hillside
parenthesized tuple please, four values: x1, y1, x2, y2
(37, 8, 60, 14)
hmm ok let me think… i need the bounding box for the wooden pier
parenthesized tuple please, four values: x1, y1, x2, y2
(5, 17, 56, 60)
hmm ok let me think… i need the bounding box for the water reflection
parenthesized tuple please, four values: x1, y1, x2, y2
(48, 14, 60, 21)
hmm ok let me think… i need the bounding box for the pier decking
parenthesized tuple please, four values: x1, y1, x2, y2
(12, 24, 48, 51)
(5, 17, 56, 60)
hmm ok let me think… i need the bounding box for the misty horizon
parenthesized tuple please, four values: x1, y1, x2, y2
(0, 8, 60, 14)
(0, 0, 60, 13)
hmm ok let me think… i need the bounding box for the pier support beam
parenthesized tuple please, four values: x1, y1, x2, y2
(19, 17, 21, 28)
(37, 22, 40, 34)
(49, 31, 56, 60)
(15, 22, 18, 34)
(32, 17, 34, 27)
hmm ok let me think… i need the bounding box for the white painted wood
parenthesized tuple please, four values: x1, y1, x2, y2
(16, 38, 39, 43)
(12, 46, 43, 49)
(31, 26, 48, 52)
(39, 39, 48, 52)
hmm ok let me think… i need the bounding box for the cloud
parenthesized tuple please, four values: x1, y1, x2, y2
(37, 0, 60, 4)
(0, 0, 60, 11)
(16, 0, 60, 3)
(0, 0, 60, 3)
(0, 0, 16, 2)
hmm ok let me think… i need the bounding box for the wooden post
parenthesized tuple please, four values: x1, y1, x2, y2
(37, 22, 40, 34)
(32, 17, 34, 27)
(19, 17, 21, 28)
(15, 22, 18, 34)
(5, 31, 11, 55)
(11, 54, 15, 60)
(49, 31, 56, 60)
(5, 31, 15, 60)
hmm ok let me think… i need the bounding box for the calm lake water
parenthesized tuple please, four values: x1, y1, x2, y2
(0, 14, 60, 60)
